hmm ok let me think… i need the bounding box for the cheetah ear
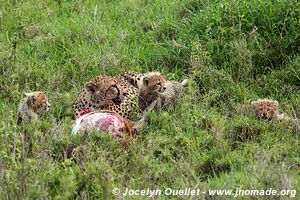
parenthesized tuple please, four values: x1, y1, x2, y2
(273, 100, 279, 108)
(24, 93, 36, 102)
(26, 95, 36, 106)
(31, 95, 37, 103)
(85, 82, 96, 93)
(30, 95, 37, 103)
(24, 92, 31, 97)
(251, 101, 257, 108)
(143, 77, 149, 86)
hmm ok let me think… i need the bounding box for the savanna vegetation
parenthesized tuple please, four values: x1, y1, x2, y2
(0, 0, 299, 199)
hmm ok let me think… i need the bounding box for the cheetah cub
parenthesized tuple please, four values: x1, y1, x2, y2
(137, 72, 189, 113)
(251, 99, 288, 121)
(17, 91, 51, 125)
(137, 72, 167, 112)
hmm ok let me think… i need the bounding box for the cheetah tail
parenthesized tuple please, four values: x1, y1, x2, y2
(180, 79, 190, 87)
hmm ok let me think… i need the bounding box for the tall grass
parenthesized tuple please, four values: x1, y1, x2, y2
(0, 0, 299, 199)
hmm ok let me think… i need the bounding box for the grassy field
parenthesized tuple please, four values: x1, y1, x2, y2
(0, 0, 299, 199)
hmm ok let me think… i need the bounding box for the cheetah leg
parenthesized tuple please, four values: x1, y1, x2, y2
(156, 96, 163, 114)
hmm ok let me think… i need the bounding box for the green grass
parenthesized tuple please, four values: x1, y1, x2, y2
(0, 0, 299, 199)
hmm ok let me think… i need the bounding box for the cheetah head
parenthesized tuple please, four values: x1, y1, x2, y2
(140, 72, 167, 93)
(251, 99, 278, 121)
(84, 76, 124, 107)
(25, 91, 51, 113)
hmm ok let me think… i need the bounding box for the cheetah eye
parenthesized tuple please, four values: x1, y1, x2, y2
(267, 108, 270, 112)
(157, 82, 161, 86)
(259, 108, 263, 111)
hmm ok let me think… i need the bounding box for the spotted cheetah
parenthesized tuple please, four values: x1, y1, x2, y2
(137, 72, 189, 112)
(137, 72, 167, 112)
(17, 91, 51, 124)
(251, 99, 289, 121)
(72, 71, 186, 120)
(72, 72, 142, 120)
